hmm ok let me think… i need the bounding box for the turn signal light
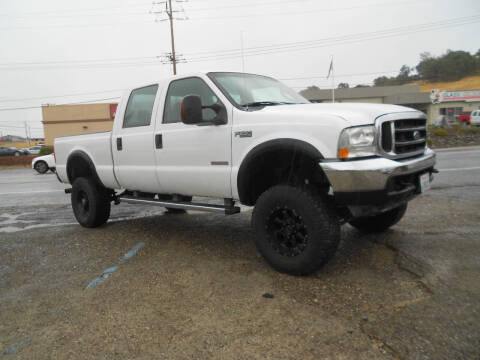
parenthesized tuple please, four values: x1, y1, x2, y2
(338, 148, 349, 159)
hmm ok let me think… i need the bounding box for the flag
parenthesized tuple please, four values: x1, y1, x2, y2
(327, 58, 333, 79)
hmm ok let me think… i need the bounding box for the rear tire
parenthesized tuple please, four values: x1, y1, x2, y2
(71, 177, 111, 228)
(349, 203, 407, 233)
(252, 185, 340, 276)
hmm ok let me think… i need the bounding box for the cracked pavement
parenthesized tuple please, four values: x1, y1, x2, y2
(0, 147, 479, 359)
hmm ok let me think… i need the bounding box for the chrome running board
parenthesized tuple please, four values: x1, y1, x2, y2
(118, 195, 240, 215)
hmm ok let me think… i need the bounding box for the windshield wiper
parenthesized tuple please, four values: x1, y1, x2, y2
(241, 101, 295, 108)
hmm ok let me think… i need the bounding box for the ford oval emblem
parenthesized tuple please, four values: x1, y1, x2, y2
(413, 130, 421, 140)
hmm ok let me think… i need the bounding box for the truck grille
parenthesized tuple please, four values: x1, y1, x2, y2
(379, 118, 427, 158)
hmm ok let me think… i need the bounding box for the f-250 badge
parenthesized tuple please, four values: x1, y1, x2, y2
(234, 131, 252, 138)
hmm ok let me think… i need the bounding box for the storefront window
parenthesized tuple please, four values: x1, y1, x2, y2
(440, 107, 463, 123)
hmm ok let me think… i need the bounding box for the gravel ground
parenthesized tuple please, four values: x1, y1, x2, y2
(0, 187, 479, 359)
(0, 149, 479, 359)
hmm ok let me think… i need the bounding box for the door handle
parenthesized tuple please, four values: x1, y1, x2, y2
(155, 134, 162, 149)
(116, 137, 122, 151)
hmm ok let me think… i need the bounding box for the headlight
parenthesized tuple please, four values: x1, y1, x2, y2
(338, 125, 376, 159)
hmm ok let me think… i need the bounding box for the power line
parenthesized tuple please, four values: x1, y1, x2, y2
(0, 70, 399, 107)
(184, 15, 480, 62)
(0, 56, 158, 67)
(0, 15, 477, 70)
(0, 97, 120, 112)
(0, 0, 430, 19)
(0, 0, 437, 30)
(190, 0, 433, 18)
(0, 88, 127, 104)
(0, 3, 153, 17)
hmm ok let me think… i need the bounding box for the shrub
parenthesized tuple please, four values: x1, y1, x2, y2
(0, 155, 35, 167)
(39, 146, 53, 155)
(432, 128, 449, 136)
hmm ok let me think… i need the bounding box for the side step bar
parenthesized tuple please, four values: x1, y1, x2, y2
(118, 195, 241, 215)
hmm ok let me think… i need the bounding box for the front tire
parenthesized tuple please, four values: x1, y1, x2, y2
(252, 185, 340, 276)
(34, 160, 48, 174)
(71, 177, 111, 228)
(349, 203, 407, 233)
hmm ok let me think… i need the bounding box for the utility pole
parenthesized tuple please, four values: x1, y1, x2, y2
(150, 1, 188, 75)
(24, 121, 30, 145)
(168, 0, 177, 75)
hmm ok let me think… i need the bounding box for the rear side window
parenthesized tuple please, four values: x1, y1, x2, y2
(163, 77, 220, 124)
(123, 85, 159, 128)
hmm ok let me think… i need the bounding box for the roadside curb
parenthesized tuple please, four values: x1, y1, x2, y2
(432, 145, 480, 152)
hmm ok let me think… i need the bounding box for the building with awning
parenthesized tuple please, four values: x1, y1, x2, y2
(300, 85, 480, 124)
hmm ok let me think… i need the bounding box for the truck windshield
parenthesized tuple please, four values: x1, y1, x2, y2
(208, 72, 309, 109)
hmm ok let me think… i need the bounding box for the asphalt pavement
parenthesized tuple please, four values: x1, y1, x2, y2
(0, 146, 479, 359)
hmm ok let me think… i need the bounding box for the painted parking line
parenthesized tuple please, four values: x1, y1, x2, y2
(0, 189, 65, 196)
(85, 242, 145, 289)
(0, 338, 30, 358)
(438, 166, 480, 172)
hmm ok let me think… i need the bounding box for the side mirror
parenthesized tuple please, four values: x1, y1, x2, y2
(181, 95, 203, 124)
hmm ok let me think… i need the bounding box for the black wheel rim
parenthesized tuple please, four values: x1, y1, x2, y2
(36, 162, 47, 173)
(266, 207, 308, 257)
(76, 190, 90, 216)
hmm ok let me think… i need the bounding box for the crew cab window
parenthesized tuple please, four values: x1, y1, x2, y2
(163, 77, 219, 124)
(123, 84, 159, 128)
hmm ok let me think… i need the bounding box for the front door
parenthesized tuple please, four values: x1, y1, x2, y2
(112, 84, 161, 193)
(154, 76, 232, 198)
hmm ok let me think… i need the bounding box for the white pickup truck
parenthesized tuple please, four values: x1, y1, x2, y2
(55, 72, 436, 275)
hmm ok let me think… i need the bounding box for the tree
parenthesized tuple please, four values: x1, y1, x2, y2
(374, 76, 389, 86)
(338, 82, 349, 88)
(416, 50, 477, 82)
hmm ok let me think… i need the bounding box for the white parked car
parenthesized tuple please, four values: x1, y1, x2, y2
(32, 153, 55, 174)
(470, 109, 480, 126)
(23, 145, 42, 154)
(54, 71, 436, 275)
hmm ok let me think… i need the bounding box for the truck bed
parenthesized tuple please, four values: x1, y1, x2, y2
(54, 131, 120, 189)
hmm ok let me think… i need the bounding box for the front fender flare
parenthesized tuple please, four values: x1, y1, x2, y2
(237, 138, 323, 204)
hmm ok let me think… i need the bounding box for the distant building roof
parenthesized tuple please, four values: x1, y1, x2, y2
(301, 84, 431, 105)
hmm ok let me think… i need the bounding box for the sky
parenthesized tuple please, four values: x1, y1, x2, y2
(0, 0, 479, 138)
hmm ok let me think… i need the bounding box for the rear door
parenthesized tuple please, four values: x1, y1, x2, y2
(112, 84, 162, 193)
(153, 76, 232, 198)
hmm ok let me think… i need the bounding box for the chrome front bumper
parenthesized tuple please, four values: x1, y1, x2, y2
(319, 148, 436, 193)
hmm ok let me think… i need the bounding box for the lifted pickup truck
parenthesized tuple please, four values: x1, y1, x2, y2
(55, 72, 436, 275)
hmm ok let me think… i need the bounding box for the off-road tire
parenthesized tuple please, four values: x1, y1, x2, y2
(71, 177, 111, 228)
(34, 160, 48, 174)
(252, 185, 340, 276)
(349, 203, 407, 233)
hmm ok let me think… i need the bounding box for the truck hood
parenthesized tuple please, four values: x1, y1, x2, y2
(257, 102, 423, 126)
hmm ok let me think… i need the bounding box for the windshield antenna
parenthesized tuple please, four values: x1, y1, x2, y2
(240, 31, 248, 109)
(240, 31, 245, 72)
